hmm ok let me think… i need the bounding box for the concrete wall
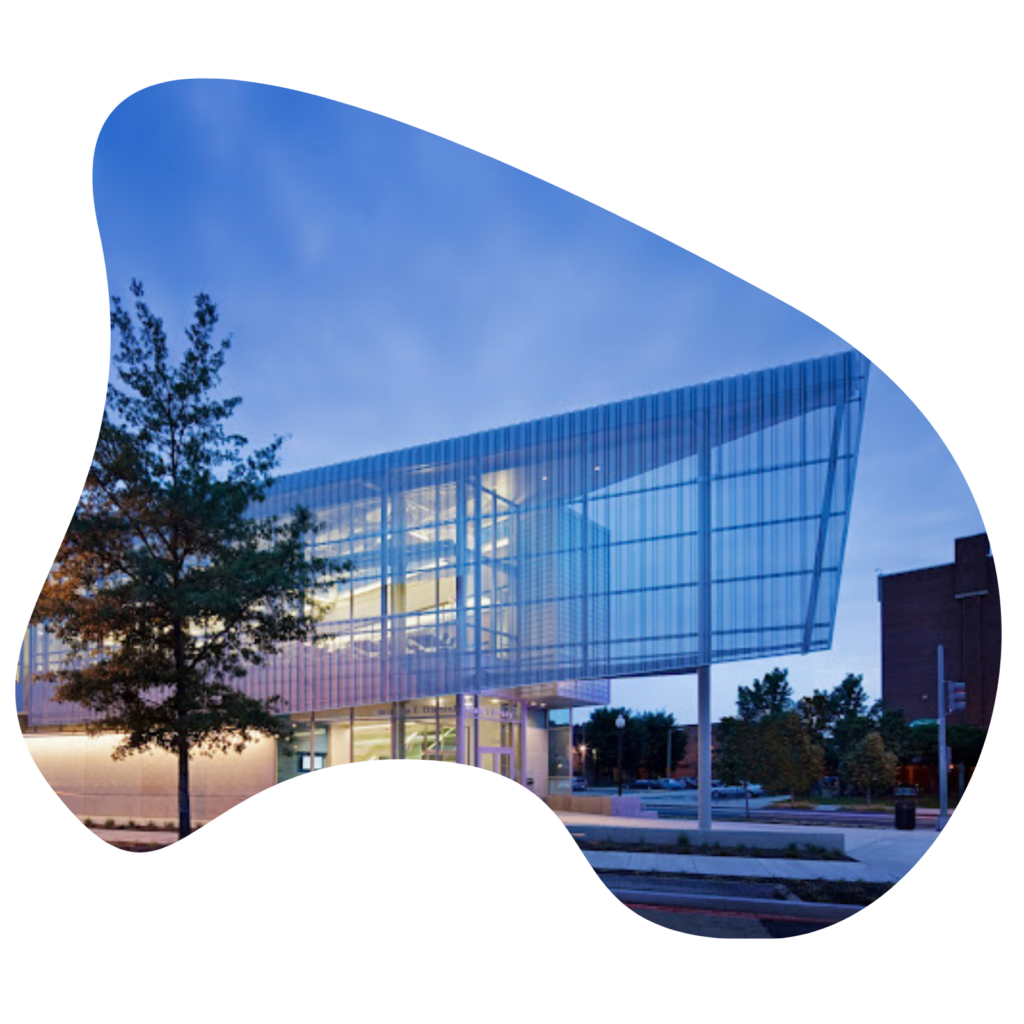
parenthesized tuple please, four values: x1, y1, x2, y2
(567, 822, 846, 854)
(544, 794, 655, 817)
(24, 732, 277, 825)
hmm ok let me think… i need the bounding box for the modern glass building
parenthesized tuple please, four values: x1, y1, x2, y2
(18, 349, 869, 826)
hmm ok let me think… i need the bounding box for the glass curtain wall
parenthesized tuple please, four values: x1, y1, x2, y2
(24, 351, 869, 726)
(247, 349, 867, 708)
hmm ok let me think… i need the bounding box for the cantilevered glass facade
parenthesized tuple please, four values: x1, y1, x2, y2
(22, 350, 868, 725)
(222, 348, 864, 716)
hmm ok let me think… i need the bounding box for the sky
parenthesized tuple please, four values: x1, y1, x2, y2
(91, 78, 986, 724)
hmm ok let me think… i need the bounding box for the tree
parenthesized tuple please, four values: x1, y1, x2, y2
(797, 689, 836, 751)
(584, 707, 634, 784)
(713, 716, 763, 818)
(32, 282, 348, 839)
(840, 731, 898, 804)
(634, 710, 682, 778)
(828, 673, 874, 768)
(830, 672, 870, 720)
(758, 712, 825, 804)
(736, 667, 794, 722)
(870, 701, 912, 763)
(905, 721, 988, 781)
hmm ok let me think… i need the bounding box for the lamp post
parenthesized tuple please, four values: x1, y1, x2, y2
(616, 714, 626, 797)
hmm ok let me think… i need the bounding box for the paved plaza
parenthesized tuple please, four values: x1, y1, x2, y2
(560, 810, 941, 882)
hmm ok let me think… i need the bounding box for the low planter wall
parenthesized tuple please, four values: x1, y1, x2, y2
(565, 822, 846, 854)
(544, 794, 657, 818)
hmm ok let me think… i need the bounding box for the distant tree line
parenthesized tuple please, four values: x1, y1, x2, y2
(714, 668, 988, 806)
(573, 707, 685, 785)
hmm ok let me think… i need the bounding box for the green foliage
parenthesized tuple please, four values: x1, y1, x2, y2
(582, 706, 682, 782)
(872, 702, 912, 761)
(713, 716, 763, 787)
(757, 711, 825, 799)
(716, 707, 824, 805)
(736, 667, 793, 722)
(796, 689, 835, 748)
(905, 722, 987, 766)
(831, 673, 870, 720)
(840, 731, 899, 802)
(33, 282, 350, 839)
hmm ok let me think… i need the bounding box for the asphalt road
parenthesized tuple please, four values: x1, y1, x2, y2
(627, 903, 836, 938)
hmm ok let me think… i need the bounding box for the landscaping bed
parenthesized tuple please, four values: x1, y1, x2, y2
(578, 838, 852, 861)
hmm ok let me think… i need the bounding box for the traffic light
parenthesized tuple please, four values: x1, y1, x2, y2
(947, 680, 966, 713)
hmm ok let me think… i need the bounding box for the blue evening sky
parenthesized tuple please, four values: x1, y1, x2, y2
(92, 79, 985, 723)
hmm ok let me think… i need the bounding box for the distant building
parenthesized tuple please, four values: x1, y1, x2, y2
(878, 533, 1000, 730)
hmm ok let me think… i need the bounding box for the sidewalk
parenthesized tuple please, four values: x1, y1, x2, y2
(560, 811, 940, 883)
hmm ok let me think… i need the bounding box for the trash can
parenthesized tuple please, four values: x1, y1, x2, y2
(894, 786, 916, 830)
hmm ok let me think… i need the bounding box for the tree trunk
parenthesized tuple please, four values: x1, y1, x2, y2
(178, 731, 191, 840)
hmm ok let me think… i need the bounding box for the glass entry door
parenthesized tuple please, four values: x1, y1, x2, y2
(477, 745, 512, 856)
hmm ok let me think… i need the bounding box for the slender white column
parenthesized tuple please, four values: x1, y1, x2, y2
(697, 666, 712, 831)
(696, 389, 713, 831)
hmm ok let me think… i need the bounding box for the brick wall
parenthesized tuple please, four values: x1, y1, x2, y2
(879, 533, 1000, 729)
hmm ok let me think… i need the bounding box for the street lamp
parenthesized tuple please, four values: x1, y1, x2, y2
(615, 714, 626, 797)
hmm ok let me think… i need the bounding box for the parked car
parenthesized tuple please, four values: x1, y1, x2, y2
(657, 778, 684, 790)
(711, 781, 763, 799)
(631, 779, 660, 790)
(571, 776, 588, 791)
(710, 782, 745, 799)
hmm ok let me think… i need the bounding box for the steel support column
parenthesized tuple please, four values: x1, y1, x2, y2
(696, 388, 713, 831)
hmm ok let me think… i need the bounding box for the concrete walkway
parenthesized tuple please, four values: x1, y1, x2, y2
(560, 811, 940, 883)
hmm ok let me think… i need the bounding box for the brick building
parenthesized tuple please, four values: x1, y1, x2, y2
(878, 533, 1000, 730)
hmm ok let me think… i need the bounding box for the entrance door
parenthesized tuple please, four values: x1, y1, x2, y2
(477, 745, 512, 856)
